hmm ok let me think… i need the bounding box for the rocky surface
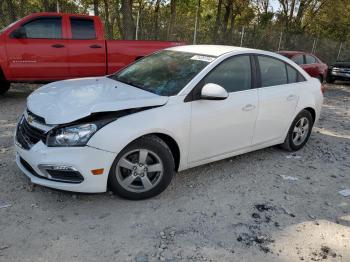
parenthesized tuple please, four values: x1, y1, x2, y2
(0, 83, 349, 261)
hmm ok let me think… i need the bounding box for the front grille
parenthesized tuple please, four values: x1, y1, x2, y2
(332, 67, 350, 74)
(16, 117, 47, 150)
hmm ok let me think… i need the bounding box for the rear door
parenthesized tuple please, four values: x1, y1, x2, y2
(5, 16, 69, 80)
(67, 16, 106, 77)
(253, 55, 305, 145)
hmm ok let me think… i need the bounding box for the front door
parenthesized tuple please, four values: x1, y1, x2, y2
(189, 55, 258, 163)
(5, 16, 69, 80)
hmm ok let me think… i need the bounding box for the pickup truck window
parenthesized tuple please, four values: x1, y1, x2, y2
(22, 17, 62, 39)
(111, 50, 213, 96)
(70, 18, 96, 39)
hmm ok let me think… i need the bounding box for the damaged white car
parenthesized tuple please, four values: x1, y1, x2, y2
(15, 45, 323, 199)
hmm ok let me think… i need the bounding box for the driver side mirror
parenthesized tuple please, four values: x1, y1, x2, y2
(201, 83, 228, 100)
(10, 27, 27, 39)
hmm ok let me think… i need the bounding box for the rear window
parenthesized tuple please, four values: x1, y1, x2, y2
(286, 64, 306, 83)
(70, 18, 96, 39)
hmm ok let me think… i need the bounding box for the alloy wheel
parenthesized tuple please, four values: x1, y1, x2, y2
(115, 149, 164, 193)
(292, 117, 310, 146)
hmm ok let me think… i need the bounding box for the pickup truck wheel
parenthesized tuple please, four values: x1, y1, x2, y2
(281, 110, 314, 151)
(108, 135, 175, 200)
(0, 81, 10, 95)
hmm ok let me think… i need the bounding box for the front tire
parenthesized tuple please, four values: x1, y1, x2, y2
(108, 135, 175, 200)
(0, 81, 10, 95)
(281, 110, 314, 151)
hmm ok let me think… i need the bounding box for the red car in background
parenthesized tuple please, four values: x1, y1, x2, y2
(278, 51, 328, 83)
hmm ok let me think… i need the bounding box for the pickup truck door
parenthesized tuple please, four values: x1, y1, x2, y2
(5, 16, 69, 80)
(67, 17, 106, 77)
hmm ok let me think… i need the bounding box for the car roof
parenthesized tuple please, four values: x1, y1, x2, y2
(166, 45, 255, 57)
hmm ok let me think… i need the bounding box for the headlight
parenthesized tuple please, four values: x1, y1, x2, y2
(46, 123, 98, 147)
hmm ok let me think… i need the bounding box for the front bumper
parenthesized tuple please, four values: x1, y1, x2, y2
(330, 68, 350, 79)
(15, 141, 117, 193)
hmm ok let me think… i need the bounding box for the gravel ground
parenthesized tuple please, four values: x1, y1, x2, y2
(0, 83, 349, 262)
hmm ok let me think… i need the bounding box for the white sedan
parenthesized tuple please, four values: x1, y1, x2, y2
(15, 45, 323, 199)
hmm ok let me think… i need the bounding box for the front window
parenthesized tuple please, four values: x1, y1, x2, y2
(110, 50, 215, 96)
(22, 17, 62, 39)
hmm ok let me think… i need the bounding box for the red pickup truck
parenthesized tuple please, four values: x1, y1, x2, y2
(0, 12, 184, 94)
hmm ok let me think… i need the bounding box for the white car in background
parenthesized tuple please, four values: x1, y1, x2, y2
(15, 45, 323, 199)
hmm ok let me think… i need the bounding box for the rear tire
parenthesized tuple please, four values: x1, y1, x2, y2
(281, 110, 314, 151)
(0, 81, 10, 95)
(108, 135, 175, 200)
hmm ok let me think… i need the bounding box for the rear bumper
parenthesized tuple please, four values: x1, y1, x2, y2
(15, 141, 117, 193)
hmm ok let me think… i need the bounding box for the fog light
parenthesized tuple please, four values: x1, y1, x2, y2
(38, 165, 84, 183)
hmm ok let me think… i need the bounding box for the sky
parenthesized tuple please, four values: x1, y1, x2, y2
(270, 0, 281, 12)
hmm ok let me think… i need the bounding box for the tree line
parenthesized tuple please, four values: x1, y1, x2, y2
(0, 0, 349, 44)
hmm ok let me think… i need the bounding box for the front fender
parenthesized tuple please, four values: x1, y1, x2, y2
(88, 101, 191, 171)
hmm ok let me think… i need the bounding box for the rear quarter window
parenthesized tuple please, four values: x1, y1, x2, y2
(305, 55, 317, 64)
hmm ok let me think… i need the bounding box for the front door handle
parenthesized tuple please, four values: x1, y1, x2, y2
(89, 44, 102, 49)
(242, 104, 256, 111)
(51, 44, 65, 48)
(286, 94, 297, 101)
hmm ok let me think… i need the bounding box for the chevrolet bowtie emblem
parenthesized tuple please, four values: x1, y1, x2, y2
(27, 115, 34, 124)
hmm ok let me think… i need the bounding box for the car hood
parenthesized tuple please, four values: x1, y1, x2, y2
(332, 61, 350, 68)
(27, 77, 168, 125)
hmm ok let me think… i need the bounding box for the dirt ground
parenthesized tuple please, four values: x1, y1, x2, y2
(0, 83, 349, 262)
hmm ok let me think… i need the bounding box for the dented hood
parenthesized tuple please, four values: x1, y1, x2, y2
(27, 77, 168, 125)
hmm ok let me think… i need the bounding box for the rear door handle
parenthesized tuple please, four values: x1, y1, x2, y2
(286, 94, 297, 101)
(51, 44, 65, 48)
(242, 104, 256, 111)
(89, 44, 102, 49)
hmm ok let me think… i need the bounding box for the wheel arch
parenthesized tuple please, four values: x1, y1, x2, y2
(0, 66, 6, 81)
(140, 133, 181, 172)
(304, 107, 316, 123)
